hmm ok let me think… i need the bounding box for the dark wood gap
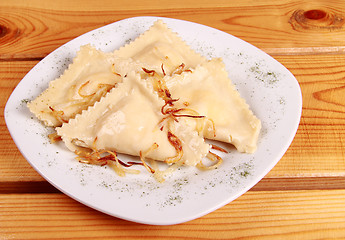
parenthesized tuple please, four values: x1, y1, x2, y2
(0, 181, 61, 194)
(0, 57, 43, 62)
(1, 177, 345, 194)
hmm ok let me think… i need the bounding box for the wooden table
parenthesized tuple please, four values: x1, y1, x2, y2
(1, 0, 345, 239)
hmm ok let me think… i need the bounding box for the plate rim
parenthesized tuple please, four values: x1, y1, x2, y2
(4, 16, 302, 225)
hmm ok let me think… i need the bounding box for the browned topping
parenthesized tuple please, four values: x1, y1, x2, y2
(171, 63, 192, 75)
(139, 143, 158, 173)
(171, 113, 205, 119)
(211, 144, 228, 153)
(139, 152, 155, 173)
(48, 132, 62, 143)
(75, 145, 154, 173)
(165, 131, 183, 164)
(160, 102, 205, 125)
(75, 148, 111, 166)
(142, 67, 156, 75)
(167, 131, 182, 151)
(78, 80, 96, 97)
(111, 64, 122, 77)
(171, 63, 185, 75)
(78, 81, 115, 98)
(161, 63, 166, 76)
(197, 151, 223, 170)
(49, 106, 68, 123)
(142, 67, 173, 104)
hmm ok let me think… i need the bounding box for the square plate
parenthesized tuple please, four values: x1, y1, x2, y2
(4, 16, 302, 225)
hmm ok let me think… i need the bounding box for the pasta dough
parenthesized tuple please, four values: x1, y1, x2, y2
(28, 45, 125, 127)
(114, 20, 206, 75)
(162, 58, 261, 153)
(27, 19, 261, 181)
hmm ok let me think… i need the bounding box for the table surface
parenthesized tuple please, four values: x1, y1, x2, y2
(1, 0, 345, 239)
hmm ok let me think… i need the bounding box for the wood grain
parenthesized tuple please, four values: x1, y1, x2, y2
(1, 0, 345, 238)
(1, 0, 345, 59)
(0, 61, 45, 182)
(267, 54, 345, 177)
(1, 190, 345, 239)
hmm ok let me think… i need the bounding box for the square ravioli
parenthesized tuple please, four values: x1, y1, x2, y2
(114, 20, 206, 76)
(162, 58, 262, 153)
(28, 44, 126, 127)
(56, 71, 210, 167)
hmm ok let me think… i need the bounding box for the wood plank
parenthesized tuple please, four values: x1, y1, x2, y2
(267, 54, 345, 177)
(251, 177, 345, 191)
(1, 190, 345, 239)
(1, 0, 345, 59)
(1, 176, 345, 193)
(1, 54, 345, 184)
(0, 61, 45, 182)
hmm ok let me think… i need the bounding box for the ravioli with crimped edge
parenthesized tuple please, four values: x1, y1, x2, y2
(27, 20, 261, 182)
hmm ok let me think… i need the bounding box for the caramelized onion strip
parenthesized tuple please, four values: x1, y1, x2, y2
(139, 143, 158, 174)
(48, 106, 68, 123)
(211, 144, 228, 153)
(165, 131, 183, 164)
(197, 151, 223, 170)
(48, 132, 62, 143)
(111, 64, 122, 77)
(78, 80, 96, 97)
(78, 81, 114, 98)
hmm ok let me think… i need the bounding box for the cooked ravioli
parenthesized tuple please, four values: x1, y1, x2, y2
(27, 19, 262, 181)
(56, 71, 210, 166)
(28, 45, 127, 127)
(114, 20, 206, 75)
(162, 58, 261, 153)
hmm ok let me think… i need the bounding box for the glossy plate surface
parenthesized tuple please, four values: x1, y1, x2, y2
(5, 16, 302, 225)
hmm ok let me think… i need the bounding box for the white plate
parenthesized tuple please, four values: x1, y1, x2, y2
(4, 16, 302, 225)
